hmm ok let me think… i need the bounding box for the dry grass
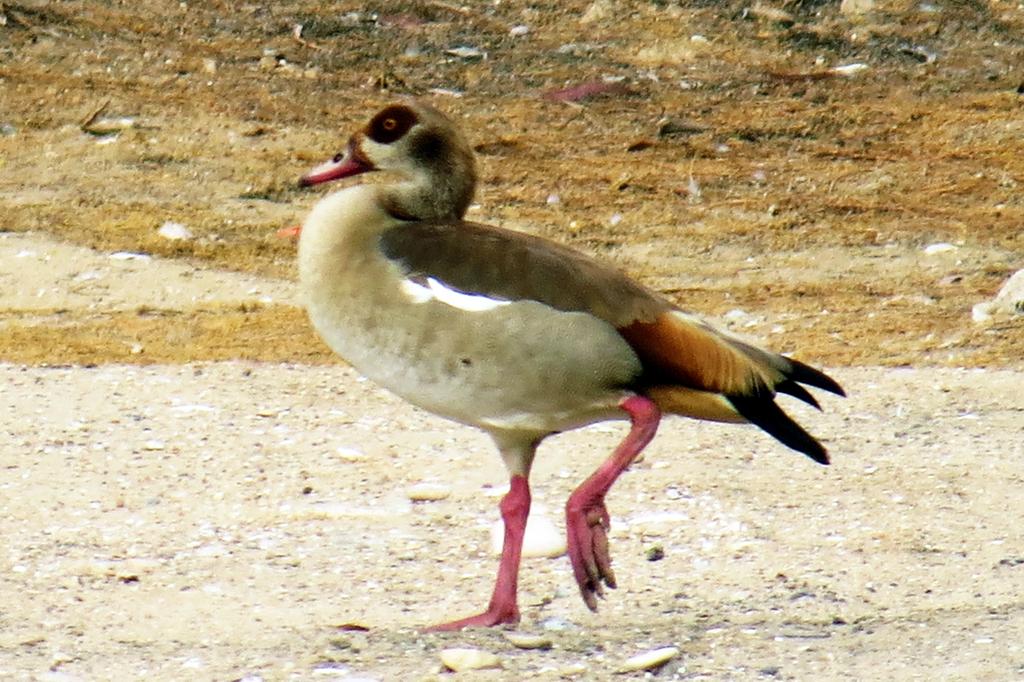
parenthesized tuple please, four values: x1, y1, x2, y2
(1, 0, 1021, 367)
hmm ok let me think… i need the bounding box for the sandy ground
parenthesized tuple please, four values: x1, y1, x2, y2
(2, 358, 1023, 680)
(2, 1, 1024, 680)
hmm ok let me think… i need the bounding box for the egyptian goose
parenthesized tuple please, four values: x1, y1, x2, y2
(296, 101, 844, 631)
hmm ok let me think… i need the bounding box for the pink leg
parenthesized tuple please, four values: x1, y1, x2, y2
(424, 474, 531, 631)
(565, 395, 661, 611)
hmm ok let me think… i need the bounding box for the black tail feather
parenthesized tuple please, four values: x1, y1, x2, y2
(787, 358, 845, 397)
(727, 392, 830, 465)
(775, 379, 821, 411)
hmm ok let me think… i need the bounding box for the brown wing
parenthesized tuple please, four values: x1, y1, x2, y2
(380, 220, 782, 392)
(379, 219, 666, 327)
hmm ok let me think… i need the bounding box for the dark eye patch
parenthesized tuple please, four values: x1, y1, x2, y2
(367, 105, 418, 144)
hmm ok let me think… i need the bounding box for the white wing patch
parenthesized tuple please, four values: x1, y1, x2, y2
(400, 278, 435, 303)
(400, 277, 511, 312)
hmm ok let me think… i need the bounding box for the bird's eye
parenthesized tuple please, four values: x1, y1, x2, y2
(332, 153, 344, 163)
(367, 106, 416, 143)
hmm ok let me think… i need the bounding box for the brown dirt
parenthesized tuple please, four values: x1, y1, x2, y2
(2, 1, 1024, 680)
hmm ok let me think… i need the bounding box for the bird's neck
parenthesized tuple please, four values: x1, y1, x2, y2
(380, 155, 477, 222)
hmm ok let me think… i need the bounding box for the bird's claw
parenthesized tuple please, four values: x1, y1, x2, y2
(567, 499, 617, 611)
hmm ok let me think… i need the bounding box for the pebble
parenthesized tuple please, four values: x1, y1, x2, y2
(439, 647, 501, 672)
(109, 251, 152, 262)
(831, 63, 869, 76)
(840, 0, 874, 15)
(445, 46, 485, 60)
(157, 221, 194, 241)
(490, 509, 565, 558)
(504, 631, 553, 650)
(406, 482, 451, 501)
(557, 663, 588, 676)
(923, 242, 957, 255)
(336, 446, 369, 462)
(619, 646, 680, 672)
(972, 268, 1024, 322)
(580, 0, 611, 24)
(540, 616, 577, 632)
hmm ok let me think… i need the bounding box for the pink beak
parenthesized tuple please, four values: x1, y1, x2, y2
(299, 141, 374, 187)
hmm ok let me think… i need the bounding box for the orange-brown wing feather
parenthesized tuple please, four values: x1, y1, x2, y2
(618, 311, 780, 396)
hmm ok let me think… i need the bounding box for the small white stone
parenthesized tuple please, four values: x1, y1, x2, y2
(336, 446, 369, 462)
(109, 251, 151, 262)
(427, 87, 464, 98)
(439, 647, 501, 672)
(723, 308, 750, 323)
(619, 646, 680, 672)
(143, 439, 165, 451)
(509, 25, 530, 36)
(972, 302, 993, 323)
(558, 663, 588, 676)
(445, 46, 485, 59)
(831, 62, 869, 76)
(504, 631, 553, 650)
(73, 270, 103, 282)
(406, 481, 451, 501)
(490, 509, 566, 558)
(580, 0, 611, 24)
(840, 0, 874, 15)
(975, 268, 1024, 321)
(923, 242, 957, 255)
(158, 221, 194, 241)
